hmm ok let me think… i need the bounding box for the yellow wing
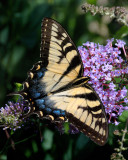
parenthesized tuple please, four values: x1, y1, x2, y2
(39, 17, 84, 94)
(35, 84, 108, 146)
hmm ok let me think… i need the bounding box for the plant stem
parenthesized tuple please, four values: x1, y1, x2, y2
(5, 129, 15, 150)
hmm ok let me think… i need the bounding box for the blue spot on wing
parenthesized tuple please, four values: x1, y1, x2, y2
(53, 110, 61, 116)
(53, 110, 65, 116)
(30, 68, 46, 84)
(40, 105, 45, 110)
(61, 111, 65, 116)
(45, 108, 52, 113)
(37, 72, 43, 78)
(33, 96, 66, 117)
(31, 92, 41, 98)
(35, 99, 44, 105)
(35, 99, 45, 110)
(27, 67, 48, 98)
(29, 87, 41, 98)
(36, 68, 46, 79)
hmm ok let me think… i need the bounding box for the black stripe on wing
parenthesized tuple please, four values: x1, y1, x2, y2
(66, 112, 108, 146)
(40, 17, 84, 77)
(65, 84, 108, 145)
(64, 93, 105, 118)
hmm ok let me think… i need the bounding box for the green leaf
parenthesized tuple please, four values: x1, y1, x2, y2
(0, 155, 7, 160)
(11, 83, 23, 102)
(64, 122, 70, 134)
(10, 129, 14, 135)
(29, 4, 52, 29)
(15, 83, 23, 91)
(32, 140, 38, 153)
(113, 77, 121, 83)
(114, 26, 128, 39)
(41, 129, 54, 150)
(0, 27, 9, 44)
(75, 133, 89, 154)
(87, 0, 97, 5)
(108, 124, 116, 145)
(24, 149, 31, 158)
(44, 154, 53, 160)
(64, 140, 72, 160)
(21, 3, 53, 48)
(2, 45, 25, 75)
(118, 110, 128, 122)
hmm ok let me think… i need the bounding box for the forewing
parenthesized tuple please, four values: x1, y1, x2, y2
(39, 17, 83, 94)
(17, 17, 84, 112)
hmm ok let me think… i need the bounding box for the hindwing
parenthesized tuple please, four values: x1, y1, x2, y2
(40, 84, 108, 146)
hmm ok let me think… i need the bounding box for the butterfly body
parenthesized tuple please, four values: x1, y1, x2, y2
(18, 18, 108, 145)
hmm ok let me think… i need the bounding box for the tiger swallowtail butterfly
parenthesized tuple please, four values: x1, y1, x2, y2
(14, 17, 108, 146)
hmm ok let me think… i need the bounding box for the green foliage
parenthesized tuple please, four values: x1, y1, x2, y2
(0, 0, 128, 160)
(119, 111, 128, 122)
(64, 122, 70, 134)
(15, 83, 23, 91)
(12, 83, 23, 101)
(0, 155, 7, 160)
(87, 0, 97, 5)
(114, 26, 128, 39)
(42, 129, 54, 151)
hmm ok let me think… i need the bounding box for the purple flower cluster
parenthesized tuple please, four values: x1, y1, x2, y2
(0, 100, 26, 130)
(78, 38, 128, 125)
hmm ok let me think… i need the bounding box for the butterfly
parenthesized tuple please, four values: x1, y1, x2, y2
(16, 17, 108, 146)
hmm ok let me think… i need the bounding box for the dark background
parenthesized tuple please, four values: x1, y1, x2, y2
(0, 0, 128, 159)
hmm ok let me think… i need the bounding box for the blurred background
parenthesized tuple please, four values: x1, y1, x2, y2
(0, 0, 128, 159)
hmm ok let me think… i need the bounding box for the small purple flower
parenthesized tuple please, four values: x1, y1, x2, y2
(124, 98, 128, 104)
(102, 64, 112, 72)
(83, 41, 90, 47)
(105, 73, 112, 81)
(115, 39, 126, 48)
(109, 82, 116, 90)
(68, 124, 79, 134)
(120, 86, 127, 98)
(106, 38, 114, 45)
(90, 42, 97, 48)
(0, 100, 27, 130)
(78, 38, 128, 125)
(55, 123, 79, 135)
(113, 70, 122, 77)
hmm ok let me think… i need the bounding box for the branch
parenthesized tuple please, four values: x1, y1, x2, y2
(81, 3, 128, 26)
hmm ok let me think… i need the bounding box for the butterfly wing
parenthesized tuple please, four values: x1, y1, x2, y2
(23, 17, 84, 105)
(37, 84, 108, 146)
(39, 17, 84, 94)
